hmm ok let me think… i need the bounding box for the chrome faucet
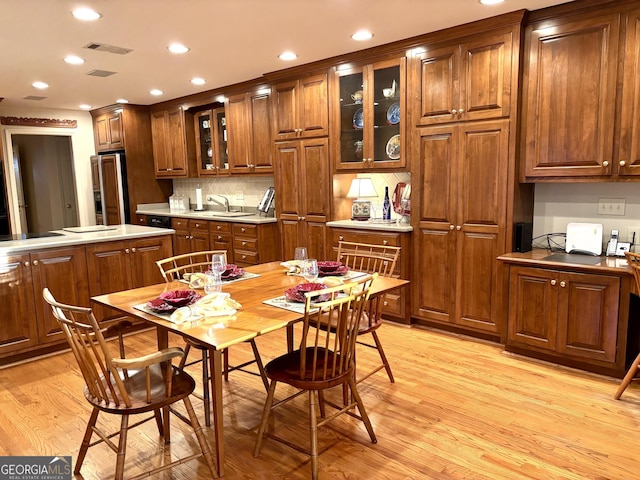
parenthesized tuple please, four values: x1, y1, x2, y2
(210, 194, 230, 212)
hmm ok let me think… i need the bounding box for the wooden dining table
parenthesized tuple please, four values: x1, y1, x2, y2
(91, 260, 408, 477)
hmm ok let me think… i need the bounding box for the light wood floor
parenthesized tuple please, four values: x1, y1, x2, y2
(1, 323, 638, 479)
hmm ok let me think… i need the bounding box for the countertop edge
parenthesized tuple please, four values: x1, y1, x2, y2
(498, 249, 633, 276)
(136, 207, 277, 224)
(326, 219, 413, 233)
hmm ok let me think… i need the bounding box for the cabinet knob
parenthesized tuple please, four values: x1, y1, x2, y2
(242, 254, 247, 260)
(24, 261, 30, 267)
(383, 301, 389, 306)
(551, 279, 557, 286)
(217, 225, 222, 230)
(131, 247, 136, 253)
(242, 241, 247, 246)
(383, 240, 388, 245)
(620, 160, 626, 167)
(450, 225, 454, 230)
(452, 109, 458, 115)
(195, 223, 200, 227)
(32, 260, 39, 266)
(458, 108, 464, 114)
(218, 235, 223, 240)
(125, 248, 130, 254)
(339, 236, 344, 241)
(560, 281, 566, 288)
(241, 227, 246, 232)
(456, 225, 461, 230)
(603, 161, 609, 167)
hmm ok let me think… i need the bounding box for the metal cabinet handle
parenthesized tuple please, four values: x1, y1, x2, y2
(551, 279, 557, 286)
(620, 160, 626, 167)
(560, 281, 566, 288)
(603, 161, 609, 167)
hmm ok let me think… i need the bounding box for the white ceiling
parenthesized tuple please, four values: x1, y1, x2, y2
(1, 0, 572, 112)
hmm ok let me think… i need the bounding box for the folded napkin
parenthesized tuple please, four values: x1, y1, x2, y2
(170, 292, 241, 323)
(280, 260, 304, 275)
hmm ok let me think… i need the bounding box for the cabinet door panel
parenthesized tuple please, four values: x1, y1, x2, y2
(414, 45, 458, 125)
(250, 92, 273, 170)
(151, 111, 170, 173)
(299, 74, 329, 138)
(523, 14, 619, 177)
(0, 254, 39, 354)
(305, 221, 327, 261)
(618, 9, 640, 177)
(167, 109, 187, 174)
(32, 247, 89, 344)
(100, 154, 123, 226)
(280, 218, 303, 261)
(107, 113, 124, 149)
(86, 241, 132, 321)
(129, 236, 172, 289)
(211, 233, 234, 262)
(508, 266, 557, 350)
(95, 116, 110, 151)
(275, 143, 301, 217)
(301, 138, 329, 219)
(272, 81, 298, 140)
(557, 273, 619, 362)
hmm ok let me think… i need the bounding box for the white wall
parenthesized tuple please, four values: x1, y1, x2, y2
(0, 106, 96, 231)
(533, 183, 640, 246)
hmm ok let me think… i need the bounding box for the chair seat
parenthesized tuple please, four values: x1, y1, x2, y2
(312, 311, 381, 334)
(85, 365, 196, 415)
(265, 347, 353, 391)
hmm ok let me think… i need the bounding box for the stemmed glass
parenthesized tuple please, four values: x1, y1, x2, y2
(294, 247, 308, 262)
(301, 259, 318, 283)
(206, 253, 227, 294)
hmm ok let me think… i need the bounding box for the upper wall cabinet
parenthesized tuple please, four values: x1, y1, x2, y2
(225, 90, 273, 174)
(93, 110, 124, 152)
(194, 107, 229, 177)
(271, 73, 329, 141)
(151, 107, 192, 178)
(410, 30, 514, 127)
(331, 57, 406, 170)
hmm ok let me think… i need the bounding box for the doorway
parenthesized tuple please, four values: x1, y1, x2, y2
(11, 134, 78, 233)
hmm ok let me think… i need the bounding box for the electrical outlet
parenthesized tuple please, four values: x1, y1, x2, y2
(629, 226, 640, 245)
(235, 191, 244, 200)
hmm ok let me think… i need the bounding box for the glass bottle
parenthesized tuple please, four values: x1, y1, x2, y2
(383, 186, 391, 220)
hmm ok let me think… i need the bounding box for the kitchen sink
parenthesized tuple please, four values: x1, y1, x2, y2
(201, 211, 255, 218)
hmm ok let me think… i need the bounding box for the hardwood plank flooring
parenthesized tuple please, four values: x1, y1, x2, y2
(0, 323, 638, 479)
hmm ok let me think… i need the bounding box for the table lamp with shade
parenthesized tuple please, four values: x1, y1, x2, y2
(346, 177, 378, 221)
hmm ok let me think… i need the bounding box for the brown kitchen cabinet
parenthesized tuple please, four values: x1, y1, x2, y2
(271, 73, 329, 141)
(275, 138, 330, 261)
(151, 107, 194, 178)
(331, 57, 406, 170)
(232, 222, 280, 267)
(209, 221, 234, 263)
(520, 10, 620, 179)
(330, 228, 411, 323)
(135, 214, 147, 226)
(409, 29, 514, 127)
(413, 120, 509, 336)
(93, 110, 124, 152)
(507, 265, 619, 365)
(0, 246, 90, 358)
(225, 90, 273, 174)
(86, 236, 172, 321)
(195, 107, 230, 176)
(171, 218, 210, 255)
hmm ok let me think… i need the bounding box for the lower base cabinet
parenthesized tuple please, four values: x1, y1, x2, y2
(0, 246, 90, 358)
(507, 265, 620, 368)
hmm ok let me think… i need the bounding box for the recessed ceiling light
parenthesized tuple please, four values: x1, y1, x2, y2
(32, 81, 49, 89)
(479, 0, 505, 4)
(116, 98, 129, 104)
(79, 104, 92, 110)
(278, 51, 298, 61)
(168, 43, 190, 54)
(150, 89, 164, 96)
(72, 8, 102, 21)
(351, 30, 373, 41)
(64, 55, 85, 65)
(191, 77, 206, 86)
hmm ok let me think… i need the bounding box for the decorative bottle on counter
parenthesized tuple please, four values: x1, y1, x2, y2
(383, 186, 391, 220)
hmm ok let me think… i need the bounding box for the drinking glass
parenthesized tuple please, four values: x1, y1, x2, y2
(204, 272, 221, 294)
(301, 259, 318, 283)
(294, 247, 308, 262)
(211, 253, 227, 276)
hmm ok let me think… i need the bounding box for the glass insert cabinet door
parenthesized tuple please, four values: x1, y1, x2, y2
(195, 107, 229, 176)
(333, 57, 405, 170)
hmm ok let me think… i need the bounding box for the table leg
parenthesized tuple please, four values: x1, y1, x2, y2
(209, 348, 224, 477)
(156, 326, 169, 350)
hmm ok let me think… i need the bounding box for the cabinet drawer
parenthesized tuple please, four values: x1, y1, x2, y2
(332, 229, 401, 247)
(172, 218, 188, 229)
(189, 220, 209, 232)
(209, 221, 231, 234)
(236, 250, 259, 265)
(382, 292, 402, 317)
(233, 223, 257, 238)
(234, 237, 257, 251)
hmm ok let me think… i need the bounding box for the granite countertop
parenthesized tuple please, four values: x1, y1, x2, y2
(136, 205, 277, 224)
(326, 219, 413, 233)
(0, 224, 174, 254)
(498, 249, 633, 276)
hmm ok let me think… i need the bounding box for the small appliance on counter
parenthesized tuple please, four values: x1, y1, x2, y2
(257, 187, 275, 215)
(565, 222, 603, 256)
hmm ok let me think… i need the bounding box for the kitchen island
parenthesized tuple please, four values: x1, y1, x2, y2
(498, 249, 637, 377)
(0, 225, 174, 364)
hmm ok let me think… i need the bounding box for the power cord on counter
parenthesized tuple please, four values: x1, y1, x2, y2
(532, 232, 567, 252)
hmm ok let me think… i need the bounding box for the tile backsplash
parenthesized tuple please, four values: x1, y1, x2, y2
(173, 176, 275, 212)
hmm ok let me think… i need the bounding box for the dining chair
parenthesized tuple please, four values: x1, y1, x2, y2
(616, 251, 640, 399)
(156, 250, 268, 427)
(253, 276, 378, 480)
(336, 241, 401, 385)
(42, 288, 216, 480)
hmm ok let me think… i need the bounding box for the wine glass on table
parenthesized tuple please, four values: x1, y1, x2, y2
(208, 253, 227, 292)
(301, 259, 318, 283)
(294, 247, 308, 262)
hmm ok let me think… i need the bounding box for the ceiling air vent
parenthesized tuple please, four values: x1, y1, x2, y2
(87, 69, 117, 78)
(23, 96, 47, 101)
(83, 42, 133, 55)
